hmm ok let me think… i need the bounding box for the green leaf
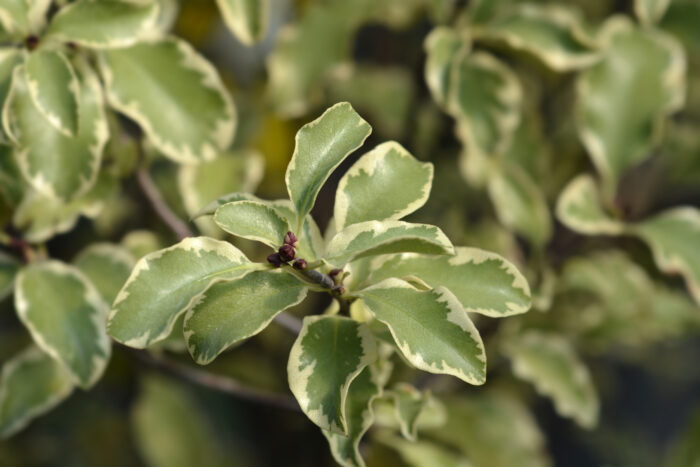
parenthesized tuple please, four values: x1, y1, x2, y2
(73, 243, 135, 305)
(189, 192, 260, 220)
(108, 237, 257, 348)
(577, 18, 685, 195)
(23, 49, 80, 137)
(213, 200, 290, 250)
(325, 220, 454, 267)
(488, 162, 552, 247)
(98, 37, 236, 164)
(15, 261, 111, 388)
(285, 102, 371, 228)
(555, 174, 625, 235)
(448, 49, 522, 158)
(477, 4, 599, 71)
(334, 142, 433, 231)
(184, 270, 308, 365)
(121, 230, 165, 259)
(389, 383, 429, 442)
(4, 62, 108, 201)
(359, 279, 486, 385)
(269, 199, 325, 261)
(46, 0, 160, 49)
(633, 207, 700, 305)
(424, 27, 464, 108)
(131, 376, 228, 467)
(288, 315, 377, 434)
(178, 151, 264, 219)
(378, 434, 472, 467)
(0, 0, 50, 36)
(365, 247, 531, 317)
(635, 0, 670, 25)
(0, 346, 73, 438)
(0, 250, 18, 301)
(216, 0, 269, 45)
(0, 48, 20, 113)
(503, 330, 599, 429)
(322, 362, 389, 467)
(13, 173, 117, 243)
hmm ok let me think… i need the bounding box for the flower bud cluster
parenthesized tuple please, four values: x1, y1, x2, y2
(267, 231, 300, 267)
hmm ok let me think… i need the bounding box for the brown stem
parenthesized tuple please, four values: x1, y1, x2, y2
(136, 167, 193, 241)
(127, 348, 300, 412)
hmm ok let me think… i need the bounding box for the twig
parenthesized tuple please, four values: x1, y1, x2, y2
(127, 348, 300, 412)
(274, 312, 303, 333)
(136, 166, 193, 241)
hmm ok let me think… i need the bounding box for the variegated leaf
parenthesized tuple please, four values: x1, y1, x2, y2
(99, 37, 235, 164)
(46, 0, 159, 49)
(477, 4, 599, 71)
(73, 243, 135, 305)
(424, 27, 464, 108)
(15, 261, 111, 388)
(4, 62, 108, 201)
(121, 230, 165, 259)
(216, 0, 269, 45)
(285, 102, 371, 229)
(635, 0, 670, 25)
(503, 330, 599, 429)
(378, 434, 471, 467)
(325, 220, 454, 267)
(0, 346, 73, 438)
(555, 174, 625, 235)
(577, 18, 685, 196)
(448, 49, 522, 159)
(190, 192, 260, 220)
(359, 279, 486, 385)
(108, 237, 258, 348)
(488, 162, 552, 247)
(213, 200, 290, 250)
(0, 0, 50, 36)
(0, 250, 18, 300)
(24, 50, 80, 137)
(0, 48, 20, 113)
(322, 361, 391, 467)
(389, 383, 429, 442)
(184, 270, 308, 364)
(633, 207, 700, 305)
(334, 142, 433, 231)
(365, 248, 531, 317)
(288, 315, 377, 434)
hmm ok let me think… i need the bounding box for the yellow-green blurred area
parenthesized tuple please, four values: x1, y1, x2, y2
(1, 0, 700, 465)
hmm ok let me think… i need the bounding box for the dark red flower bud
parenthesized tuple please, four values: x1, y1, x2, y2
(283, 231, 298, 247)
(267, 253, 282, 267)
(278, 244, 296, 262)
(335, 285, 346, 295)
(293, 259, 307, 270)
(25, 35, 39, 50)
(329, 268, 343, 278)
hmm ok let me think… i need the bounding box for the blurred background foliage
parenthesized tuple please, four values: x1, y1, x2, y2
(1, 0, 700, 465)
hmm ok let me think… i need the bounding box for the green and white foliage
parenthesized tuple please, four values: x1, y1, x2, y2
(334, 142, 433, 231)
(0, 346, 74, 438)
(387, 383, 430, 442)
(4, 62, 108, 201)
(288, 315, 377, 434)
(555, 174, 625, 235)
(633, 207, 700, 305)
(73, 243, 135, 305)
(577, 17, 685, 196)
(46, 0, 159, 49)
(503, 331, 599, 429)
(216, 0, 269, 46)
(0, 250, 18, 300)
(365, 248, 531, 317)
(184, 270, 308, 364)
(99, 38, 236, 164)
(14, 261, 111, 388)
(635, 0, 671, 26)
(285, 102, 371, 229)
(0, 0, 50, 37)
(214, 200, 290, 250)
(107, 237, 257, 348)
(474, 3, 599, 71)
(359, 279, 486, 385)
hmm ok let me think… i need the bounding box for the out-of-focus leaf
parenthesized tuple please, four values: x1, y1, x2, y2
(0, 346, 73, 438)
(288, 315, 377, 434)
(635, 0, 670, 25)
(503, 330, 599, 428)
(334, 142, 433, 231)
(184, 270, 308, 365)
(378, 433, 472, 467)
(99, 38, 236, 164)
(121, 230, 165, 259)
(424, 27, 464, 108)
(555, 174, 625, 235)
(73, 243, 135, 305)
(107, 237, 258, 348)
(633, 207, 700, 305)
(216, 0, 269, 45)
(0, 0, 50, 36)
(359, 279, 486, 385)
(0, 250, 18, 301)
(15, 261, 111, 388)
(577, 18, 685, 196)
